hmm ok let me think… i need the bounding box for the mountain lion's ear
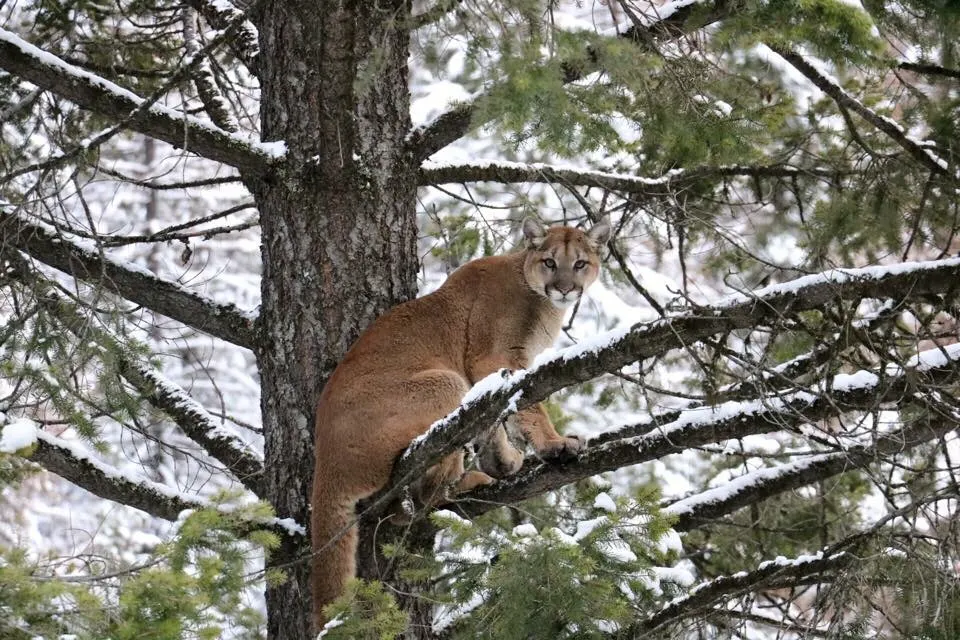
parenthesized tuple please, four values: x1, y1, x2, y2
(522, 216, 547, 249)
(586, 216, 611, 247)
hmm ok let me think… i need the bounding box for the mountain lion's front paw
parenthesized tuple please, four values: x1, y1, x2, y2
(535, 435, 585, 461)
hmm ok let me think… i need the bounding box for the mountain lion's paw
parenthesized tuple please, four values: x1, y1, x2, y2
(456, 470, 496, 493)
(478, 443, 524, 479)
(536, 435, 584, 461)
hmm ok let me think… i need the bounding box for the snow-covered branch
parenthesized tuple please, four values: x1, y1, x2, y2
(2, 419, 301, 537)
(411, 0, 464, 29)
(125, 361, 265, 493)
(622, 550, 854, 637)
(0, 208, 257, 349)
(772, 47, 953, 176)
(460, 345, 960, 517)
(407, 0, 736, 161)
(366, 256, 960, 521)
(2, 249, 265, 492)
(419, 161, 841, 194)
(27, 425, 210, 521)
(0, 28, 273, 174)
(666, 404, 960, 531)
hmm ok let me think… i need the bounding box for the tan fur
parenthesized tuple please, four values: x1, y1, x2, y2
(311, 218, 610, 630)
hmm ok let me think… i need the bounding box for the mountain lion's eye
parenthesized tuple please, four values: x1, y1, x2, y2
(574, 260, 587, 270)
(543, 258, 557, 270)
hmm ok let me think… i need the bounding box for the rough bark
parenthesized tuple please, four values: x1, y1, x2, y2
(246, 2, 418, 638)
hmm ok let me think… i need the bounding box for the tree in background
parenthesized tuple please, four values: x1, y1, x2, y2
(0, 0, 959, 638)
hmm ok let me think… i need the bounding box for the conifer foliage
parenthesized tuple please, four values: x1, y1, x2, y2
(1, 0, 959, 638)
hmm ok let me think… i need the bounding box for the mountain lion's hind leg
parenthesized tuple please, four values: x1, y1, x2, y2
(397, 369, 495, 510)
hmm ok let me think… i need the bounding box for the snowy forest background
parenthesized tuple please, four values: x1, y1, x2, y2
(1, 0, 960, 638)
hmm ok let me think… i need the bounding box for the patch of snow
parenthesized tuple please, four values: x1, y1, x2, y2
(433, 509, 473, 527)
(0, 418, 38, 453)
(316, 615, 343, 638)
(593, 492, 617, 512)
(512, 523, 538, 537)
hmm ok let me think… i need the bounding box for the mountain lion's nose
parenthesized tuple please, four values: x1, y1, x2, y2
(555, 283, 576, 295)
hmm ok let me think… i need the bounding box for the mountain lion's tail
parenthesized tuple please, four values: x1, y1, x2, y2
(311, 470, 359, 631)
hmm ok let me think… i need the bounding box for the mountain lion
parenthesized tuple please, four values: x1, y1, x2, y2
(311, 216, 611, 628)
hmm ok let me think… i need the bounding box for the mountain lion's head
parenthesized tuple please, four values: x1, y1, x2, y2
(522, 217, 611, 309)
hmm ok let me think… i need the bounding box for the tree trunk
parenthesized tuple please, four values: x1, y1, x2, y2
(246, 2, 417, 638)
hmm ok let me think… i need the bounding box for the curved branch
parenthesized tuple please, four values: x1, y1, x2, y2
(0, 208, 258, 349)
(0, 28, 273, 174)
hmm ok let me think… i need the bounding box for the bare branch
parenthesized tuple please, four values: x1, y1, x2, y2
(364, 256, 960, 521)
(95, 166, 242, 190)
(419, 161, 842, 194)
(0, 28, 273, 174)
(0, 208, 258, 349)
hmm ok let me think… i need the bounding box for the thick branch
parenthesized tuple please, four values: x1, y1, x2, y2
(125, 361, 265, 493)
(772, 47, 952, 176)
(22, 428, 301, 538)
(621, 551, 854, 637)
(408, 0, 738, 161)
(30, 429, 209, 521)
(897, 60, 960, 80)
(0, 28, 272, 174)
(419, 161, 842, 194)
(0, 208, 257, 349)
(666, 408, 960, 531)
(456, 353, 960, 517)
(370, 256, 960, 521)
